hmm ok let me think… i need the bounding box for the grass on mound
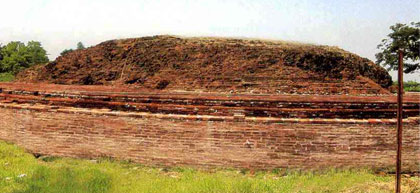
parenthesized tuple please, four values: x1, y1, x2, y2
(0, 72, 14, 82)
(0, 141, 418, 193)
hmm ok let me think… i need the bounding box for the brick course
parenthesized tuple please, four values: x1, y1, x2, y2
(0, 83, 419, 170)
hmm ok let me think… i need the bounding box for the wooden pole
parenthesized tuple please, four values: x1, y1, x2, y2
(395, 50, 403, 193)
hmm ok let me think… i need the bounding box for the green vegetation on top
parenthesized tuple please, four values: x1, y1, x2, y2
(0, 141, 418, 193)
(60, 42, 85, 56)
(0, 72, 15, 82)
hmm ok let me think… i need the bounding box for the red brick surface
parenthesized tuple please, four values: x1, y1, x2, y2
(0, 83, 419, 170)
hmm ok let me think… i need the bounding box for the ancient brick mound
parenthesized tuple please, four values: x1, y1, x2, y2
(17, 35, 392, 95)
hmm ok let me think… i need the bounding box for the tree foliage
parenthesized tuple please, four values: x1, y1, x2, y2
(77, 42, 85, 50)
(0, 41, 49, 74)
(26, 41, 49, 66)
(60, 42, 85, 56)
(376, 22, 420, 73)
(0, 44, 3, 61)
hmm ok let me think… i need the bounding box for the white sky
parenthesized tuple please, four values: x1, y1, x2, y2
(0, 0, 419, 81)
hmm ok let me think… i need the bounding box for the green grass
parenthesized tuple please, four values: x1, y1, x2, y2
(393, 80, 420, 92)
(0, 141, 418, 193)
(0, 72, 14, 82)
(404, 81, 420, 92)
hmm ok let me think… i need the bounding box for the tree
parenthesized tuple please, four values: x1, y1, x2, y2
(77, 42, 85, 50)
(26, 41, 49, 65)
(0, 41, 27, 73)
(60, 42, 85, 56)
(0, 44, 3, 61)
(0, 41, 49, 74)
(375, 22, 420, 73)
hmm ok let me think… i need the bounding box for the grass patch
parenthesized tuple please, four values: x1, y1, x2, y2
(404, 81, 420, 92)
(0, 72, 14, 82)
(0, 141, 418, 193)
(393, 80, 420, 92)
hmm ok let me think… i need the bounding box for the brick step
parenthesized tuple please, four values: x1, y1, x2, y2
(2, 92, 419, 109)
(2, 93, 419, 119)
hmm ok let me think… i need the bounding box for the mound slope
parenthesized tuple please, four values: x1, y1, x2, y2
(17, 35, 392, 95)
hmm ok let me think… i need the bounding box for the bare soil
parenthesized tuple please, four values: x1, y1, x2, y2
(17, 35, 392, 95)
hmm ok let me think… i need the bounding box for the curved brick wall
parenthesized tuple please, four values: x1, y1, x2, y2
(0, 83, 419, 170)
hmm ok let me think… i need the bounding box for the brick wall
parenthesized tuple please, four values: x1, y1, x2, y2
(0, 83, 418, 170)
(0, 103, 418, 170)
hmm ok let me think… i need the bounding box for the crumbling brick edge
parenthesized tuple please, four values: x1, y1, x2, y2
(1, 102, 418, 125)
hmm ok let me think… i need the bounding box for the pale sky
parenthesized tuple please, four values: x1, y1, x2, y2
(1, 0, 419, 81)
